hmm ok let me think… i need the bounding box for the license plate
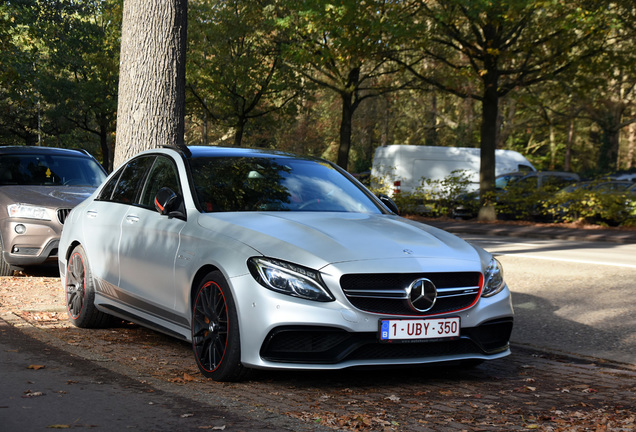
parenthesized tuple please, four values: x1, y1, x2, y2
(379, 317, 460, 342)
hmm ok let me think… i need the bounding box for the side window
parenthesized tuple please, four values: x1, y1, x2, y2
(139, 156, 182, 209)
(96, 171, 122, 201)
(515, 176, 537, 190)
(110, 156, 156, 204)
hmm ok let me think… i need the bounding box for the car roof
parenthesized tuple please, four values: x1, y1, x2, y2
(0, 145, 93, 158)
(185, 145, 316, 160)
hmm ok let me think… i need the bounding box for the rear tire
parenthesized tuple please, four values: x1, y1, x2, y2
(191, 271, 249, 381)
(65, 245, 112, 328)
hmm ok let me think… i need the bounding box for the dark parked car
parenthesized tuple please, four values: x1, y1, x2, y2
(0, 146, 107, 276)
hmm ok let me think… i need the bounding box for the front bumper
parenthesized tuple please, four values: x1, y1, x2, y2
(260, 318, 513, 364)
(230, 272, 514, 370)
(1, 219, 61, 267)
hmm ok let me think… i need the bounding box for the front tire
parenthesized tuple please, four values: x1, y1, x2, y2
(65, 245, 112, 328)
(191, 271, 248, 381)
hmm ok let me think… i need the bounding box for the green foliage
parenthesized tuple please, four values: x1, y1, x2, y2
(377, 171, 474, 217)
(187, 0, 301, 148)
(414, 170, 473, 217)
(543, 184, 635, 226)
(1, 0, 634, 202)
(0, 0, 121, 168)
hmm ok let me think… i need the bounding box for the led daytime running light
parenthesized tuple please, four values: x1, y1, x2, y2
(249, 257, 334, 302)
(482, 258, 505, 298)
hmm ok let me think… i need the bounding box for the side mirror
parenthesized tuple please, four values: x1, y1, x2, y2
(154, 187, 179, 216)
(378, 194, 399, 215)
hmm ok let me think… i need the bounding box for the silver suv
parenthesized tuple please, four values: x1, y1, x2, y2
(0, 146, 107, 275)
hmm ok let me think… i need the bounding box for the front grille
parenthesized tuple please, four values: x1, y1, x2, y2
(340, 272, 481, 316)
(57, 208, 71, 224)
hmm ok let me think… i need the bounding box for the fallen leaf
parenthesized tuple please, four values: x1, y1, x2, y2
(27, 364, 45, 370)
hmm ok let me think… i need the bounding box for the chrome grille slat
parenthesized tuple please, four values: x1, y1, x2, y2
(344, 289, 407, 299)
(57, 208, 71, 224)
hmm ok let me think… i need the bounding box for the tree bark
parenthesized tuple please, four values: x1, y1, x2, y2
(627, 122, 635, 170)
(478, 73, 499, 221)
(337, 91, 354, 170)
(98, 116, 111, 172)
(114, 0, 188, 168)
(565, 119, 574, 172)
(234, 118, 246, 147)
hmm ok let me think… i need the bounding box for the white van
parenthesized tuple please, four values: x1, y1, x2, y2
(371, 145, 535, 195)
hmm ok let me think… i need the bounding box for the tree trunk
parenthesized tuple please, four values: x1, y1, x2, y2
(478, 78, 499, 221)
(234, 118, 246, 147)
(599, 126, 620, 173)
(114, 0, 188, 168)
(627, 122, 635, 170)
(565, 119, 576, 172)
(337, 91, 354, 170)
(548, 124, 556, 170)
(424, 93, 438, 147)
(98, 118, 111, 172)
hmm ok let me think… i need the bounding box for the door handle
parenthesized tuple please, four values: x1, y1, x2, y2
(125, 215, 140, 224)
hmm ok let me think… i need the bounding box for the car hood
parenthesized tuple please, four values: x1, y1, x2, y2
(198, 212, 481, 270)
(0, 185, 95, 208)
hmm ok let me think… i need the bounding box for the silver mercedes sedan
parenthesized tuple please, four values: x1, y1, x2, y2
(58, 146, 513, 381)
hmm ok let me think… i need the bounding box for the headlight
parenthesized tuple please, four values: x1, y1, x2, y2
(7, 204, 51, 220)
(248, 257, 335, 302)
(482, 257, 505, 298)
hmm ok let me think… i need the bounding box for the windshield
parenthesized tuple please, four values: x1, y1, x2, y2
(0, 154, 106, 187)
(189, 156, 382, 214)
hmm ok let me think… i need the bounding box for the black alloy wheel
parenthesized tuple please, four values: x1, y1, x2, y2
(65, 245, 112, 328)
(191, 271, 248, 381)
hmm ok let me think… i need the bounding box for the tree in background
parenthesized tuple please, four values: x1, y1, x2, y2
(1, 0, 634, 184)
(397, 0, 607, 219)
(35, 0, 122, 171)
(0, 1, 41, 146)
(280, 0, 412, 170)
(0, 0, 121, 170)
(187, 0, 299, 148)
(114, 0, 188, 168)
(576, 3, 636, 173)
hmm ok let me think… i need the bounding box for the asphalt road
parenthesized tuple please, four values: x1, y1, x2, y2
(0, 317, 323, 432)
(462, 235, 636, 365)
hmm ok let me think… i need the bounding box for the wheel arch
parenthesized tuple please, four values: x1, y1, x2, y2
(64, 241, 82, 259)
(189, 264, 222, 310)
